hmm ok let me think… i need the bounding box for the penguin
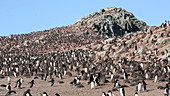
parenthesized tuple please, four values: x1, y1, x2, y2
(75, 76, 80, 85)
(107, 90, 115, 96)
(134, 91, 138, 96)
(154, 74, 158, 83)
(88, 74, 94, 85)
(113, 79, 120, 91)
(49, 78, 55, 86)
(120, 86, 125, 96)
(58, 72, 63, 79)
(42, 92, 48, 96)
(93, 75, 99, 86)
(40, 74, 44, 80)
(110, 72, 115, 83)
(5, 83, 11, 92)
(69, 77, 77, 85)
(5, 90, 16, 96)
(14, 78, 23, 88)
(55, 93, 60, 96)
(90, 81, 95, 89)
(164, 84, 169, 96)
(123, 72, 130, 83)
(102, 92, 107, 96)
(7, 76, 11, 83)
(28, 80, 35, 88)
(142, 80, 147, 91)
(123, 71, 128, 80)
(137, 82, 142, 93)
(23, 89, 32, 96)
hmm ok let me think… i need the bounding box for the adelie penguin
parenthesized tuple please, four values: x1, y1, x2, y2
(14, 78, 24, 89)
(123, 71, 130, 83)
(134, 91, 138, 96)
(5, 90, 16, 96)
(112, 79, 120, 91)
(41, 92, 48, 96)
(102, 92, 107, 96)
(55, 93, 60, 96)
(91, 81, 95, 89)
(6, 83, 11, 91)
(107, 90, 115, 96)
(142, 80, 147, 92)
(70, 76, 80, 86)
(28, 80, 35, 88)
(88, 74, 94, 85)
(49, 78, 55, 86)
(137, 80, 147, 92)
(137, 82, 142, 93)
(58, 72, 63, 79)
(23, 89, 32, 96)
(164, 84, 169, 96)
(120, 86, 125, 96)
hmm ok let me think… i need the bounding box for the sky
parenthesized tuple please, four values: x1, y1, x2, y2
(0, 0, 170, 36)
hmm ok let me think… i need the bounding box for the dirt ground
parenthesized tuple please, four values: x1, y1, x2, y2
(0, 74, 167, 96)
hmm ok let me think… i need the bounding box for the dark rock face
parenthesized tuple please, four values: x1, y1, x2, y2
(75, 7, 148, 37)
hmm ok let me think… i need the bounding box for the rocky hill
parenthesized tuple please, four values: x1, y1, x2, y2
(0, 7, 170, 96)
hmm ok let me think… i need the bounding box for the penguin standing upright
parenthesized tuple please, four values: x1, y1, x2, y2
(123, 72, 128, 80)
(120, 86, 125, 96)
(88, 74, 94, 84)
(58, 72, 63, 79)
(49, 78, 54, 86)
(14, 78, 23, 88)
(137, 82, 142, 93)
(142, 80, 147, 91)
(6, 83, 11, 91)
(164, 84, 169, 96)
(113, 79, 120, 91)
(7, 76, 11, 83)
(154, 74, 158, 83)
(28, 80, 35, 88)
(91, 81, 95, 89)
(110, 72, 115, 83)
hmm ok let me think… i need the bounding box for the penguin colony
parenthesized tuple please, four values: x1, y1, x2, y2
(0, 15, 170, 96)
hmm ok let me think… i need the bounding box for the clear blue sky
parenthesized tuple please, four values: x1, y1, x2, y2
(0, 0, 170, 36)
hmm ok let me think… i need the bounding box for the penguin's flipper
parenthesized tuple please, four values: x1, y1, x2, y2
(121, 84, 129, 88)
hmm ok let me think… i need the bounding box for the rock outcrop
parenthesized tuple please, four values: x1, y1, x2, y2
(75, 7, 148, 37)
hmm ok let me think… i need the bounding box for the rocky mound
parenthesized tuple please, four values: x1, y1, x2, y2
(75, 7, 148, 37)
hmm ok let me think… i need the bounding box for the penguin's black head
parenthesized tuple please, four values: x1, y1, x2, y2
(55, 93, 60, 96)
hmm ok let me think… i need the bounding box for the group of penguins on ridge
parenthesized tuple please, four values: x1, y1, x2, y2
(0, 47, 170, 96)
